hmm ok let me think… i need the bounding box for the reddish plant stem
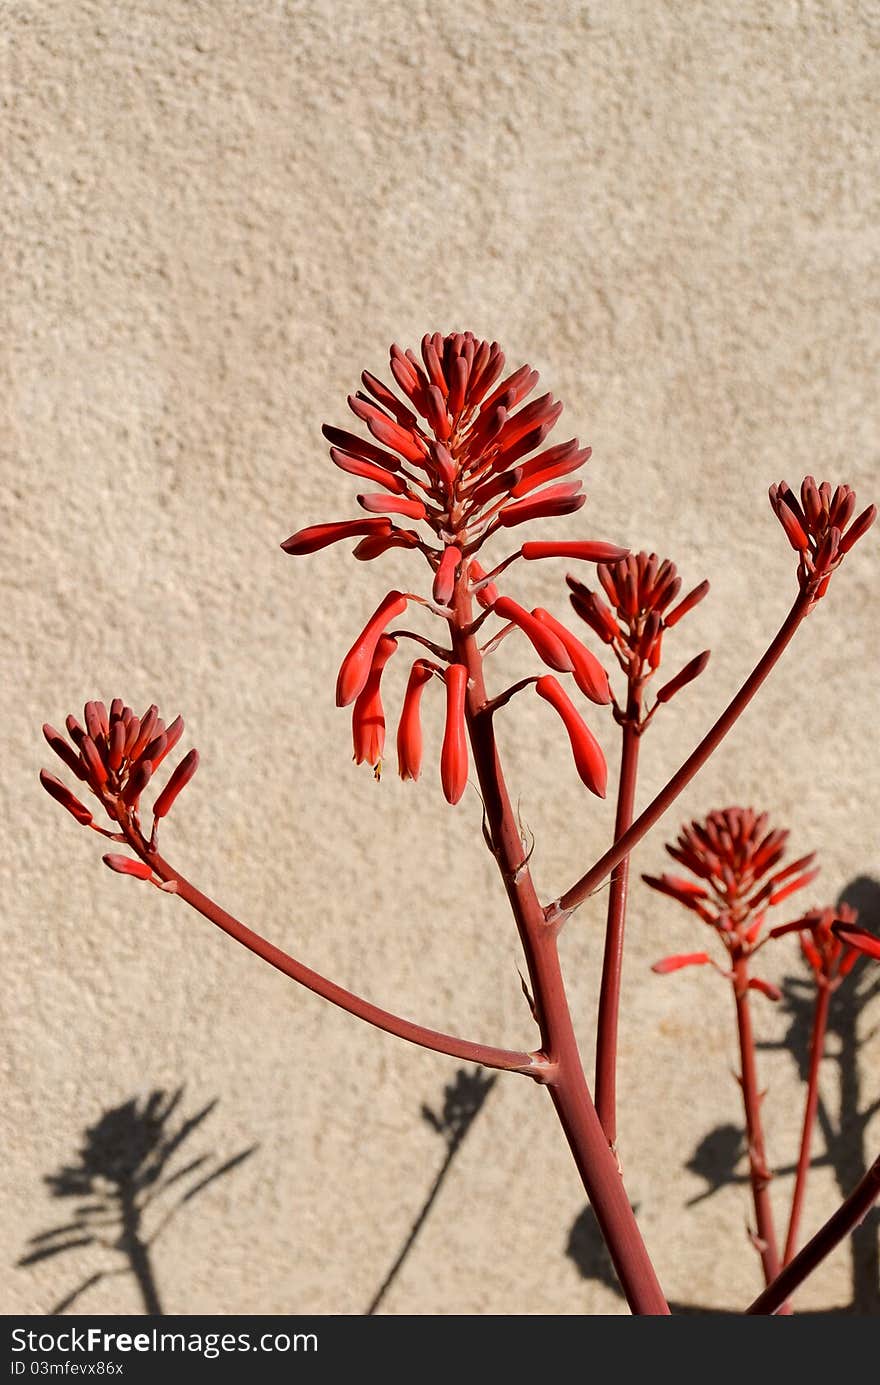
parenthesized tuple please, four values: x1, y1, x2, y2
(594, 716, 641, 1147)
(733, 956, 781, 1289)
(555, 590, 812, 917)
(119, 826, 540, 1078)
(451, 578, 669, 1315)
(746, 1153, 880, 1315)
(783, 982, 831, 1267)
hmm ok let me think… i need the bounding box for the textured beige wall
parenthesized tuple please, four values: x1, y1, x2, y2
(3, 0, 879, 1316)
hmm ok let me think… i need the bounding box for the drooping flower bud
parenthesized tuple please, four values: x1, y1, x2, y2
(432, 546, 461, 606)
(39, 770, 93, 825)
(102, 854, 154, 880)
(531, 608, 611, 704)
(336, 591, 408, 707)
(497, 482, 585, 529)
(468, 559, 498, 610)
(492, 597, 574, 673)
(351, 636, 397, 768)
(440, 664, 469, 805)
(652, 953, 711, 974)
(521, 540, 628, 563)
(282, 517, 393, 555)
(655, 650, 711, 704)
(534, 676, 607, 797)
(397, 660, 435, 782)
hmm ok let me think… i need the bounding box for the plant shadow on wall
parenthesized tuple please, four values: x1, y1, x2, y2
(366, 1066, 496, 1315)
(566, 876, 880, 1315)
(18, 1088, 258, 1315)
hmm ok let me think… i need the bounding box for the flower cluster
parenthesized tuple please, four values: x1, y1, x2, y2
(645, 808, 820, 996)
(282, 333, 628, 801)
(41, 700, 198, 866)
(769, 905, 863, 990)
(768, 478, 875, 600)
(567, 551, 710, 723)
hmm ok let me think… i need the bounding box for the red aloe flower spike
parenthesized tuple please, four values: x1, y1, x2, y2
(351, 636, 397, 768)
(102, 854, 154, 880)
(497, 482, 585, 529)
(652, 953, 712, 974)
(397, 660, 434, 782)
(491, 597, 574, 673)
(281, 518, 393, 555)
(42, 724, 88, 781)
(531, 608, 612, 704)
(655, 650, 711, 704)
(352, 529, 421, 561)
(522, 540, 629, 563)
(121, 759, 153, 808)
(770, 479, 875, 591)
(440, 664, 469, 805)
(39, 770, 93, 825)
(153, 749, 200, 820)
(664, 580, 710, 627)
(748, 978, 782, 1002)
(534, 676, 607, 798)
(432, 546, 461, 606)
(832, 922, 880, 961)
(329, 448, 407, 493)
(336, 591, 408, 707)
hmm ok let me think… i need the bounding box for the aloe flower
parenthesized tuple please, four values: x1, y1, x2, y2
(769, 478, 876, 600)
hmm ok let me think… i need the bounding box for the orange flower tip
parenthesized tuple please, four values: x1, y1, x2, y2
(747, 977, 782, 1002)
(102, 854, 154, 881)
(651, 953, 711, 975)
(336, 591, 408, 707)
(655, 650, 711, 704)
(521, 540, 628, 563)
(153, 749, 200, 820)
(39, 770, 93, 825)
(281, 518, 392, 555)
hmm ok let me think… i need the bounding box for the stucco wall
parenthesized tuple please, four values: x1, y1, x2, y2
(4, 1, 878, 1315)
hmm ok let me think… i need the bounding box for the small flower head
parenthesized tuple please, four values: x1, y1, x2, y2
(41, 700, 197, 840)
(770, 904, 863, 989)
(644, 807, 818, 957)
(769, 478, 875, 601)
(567, 552, 709, 726)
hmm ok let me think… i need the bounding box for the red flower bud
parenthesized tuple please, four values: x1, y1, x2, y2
(492, 597, 574, 673)
(121, 758, 153, 807)
(79, 734, 108, 787)
(336, 591, 408, 707)
(531, 609, 611, 704)
(535, 676, 607, 797)
(521, 540, 629, 563)
(357, 494, 427, 520)
(748, 977, 782, 1002)
(330, 447, 406, 493)
(440, 664, 469, 805)
(153, 749, 200, 820)
(468, 560, 498, 609)
(664, 580, 710, 628)
(40, 770, 93, 825)
(432, 546, 461, 606)
(102, 854, 153, 880)
(281, 518, 392, 555)
(397, 660, 434, 781)
(832, 922, 880, 961)
(497, 483, 585, 529)
(655, 650, 711, 704)
(652, 952, 711, 974)
(42, 723, 88, 781)
(352, 529, 421, 560)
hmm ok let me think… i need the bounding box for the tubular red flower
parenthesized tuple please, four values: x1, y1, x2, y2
(357, 493, 427, 520)
(832, 922, 880, 961)
(352, 529, 421, 560)
(282, 518, 392, 555)
(43, 723, 88, 781)
(397, 660, 434, 782)
(747, 977, 781, 1002)
(432, 546, 461, 606)
(468, 559, 499, 609)
(336, 591, 408, 708)
(534, 675, 607, 797)
(531, 608, 611, 704)
(497, 483, 585, 528)
(153, 748, 201, 820)
(522, 540, 628, 563)
(351, 636, 397, 768)
(102, 854, 153, 880)
(492, 597, 574, 673)
(440, 664, 469, 805)
(652, 953, 711, 974)
(330, 447, 407, 493)
(39, 770, 93, 825)
(664, 580, 710, 627)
